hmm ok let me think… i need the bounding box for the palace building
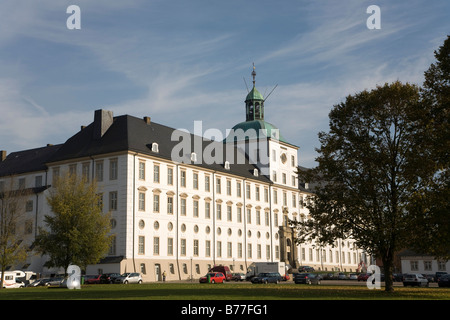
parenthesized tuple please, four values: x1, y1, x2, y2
(0, 68, 368, 281)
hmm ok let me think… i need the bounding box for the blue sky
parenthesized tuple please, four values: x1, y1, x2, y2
(0, 0, 448, 168)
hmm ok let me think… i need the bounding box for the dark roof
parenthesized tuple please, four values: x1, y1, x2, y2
(48, 114, 271, 183)
(0, 144, 62, 177)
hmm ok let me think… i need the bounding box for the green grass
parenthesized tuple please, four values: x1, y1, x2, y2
(1, 283, 449, 300)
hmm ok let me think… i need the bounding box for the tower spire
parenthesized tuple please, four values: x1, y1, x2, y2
(252, 62, 256, 88)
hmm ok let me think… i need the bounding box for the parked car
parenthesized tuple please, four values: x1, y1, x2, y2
(46, 277, 64, 286)
(337, 273, 347, 280)
(85, 274, 102, 284)
(209, 266, 233, 281)
(403, 273, 429, 287)
(435, 272, 448, 282)
(348, 274, 358, 280)
(199, 272, 226, 284)
(437, 274, 450, 287)
(323, 273, 335, 280)
(27, 278, 50, 287)
(294, 273, 321, 285)
(393, 273, 403, 282)
(100, 273, 121, 284)
(251, 272, 282, 284)
(114, 272, 143, 284)
(298, 266, 315, 272)
(232, 273, 246, 281)
(357, 273, 370, 282)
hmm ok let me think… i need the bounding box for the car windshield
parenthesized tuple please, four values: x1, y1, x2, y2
(120, 273, 130, 277)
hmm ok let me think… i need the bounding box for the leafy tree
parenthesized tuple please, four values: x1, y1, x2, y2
(410, 35, 450, 258)
(294, 81, 431, 292)
(0, 180, 28, 289)
(34, 173, 113, 274)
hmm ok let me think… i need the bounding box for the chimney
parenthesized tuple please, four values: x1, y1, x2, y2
(1, 150, 6, 162)
(143, 116, 151, 124)
(93, 109, 114, 140)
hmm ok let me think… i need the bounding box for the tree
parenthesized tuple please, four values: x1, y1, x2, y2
(294, 81, 431, 292)
(0, 179, 29, 289)
(409, 35, 450, 258)
(34, 173, 113, 274)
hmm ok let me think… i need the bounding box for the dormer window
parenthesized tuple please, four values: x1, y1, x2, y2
(224, 161, 230, 170)
(191, 152, 197, 162)
(253, 168, 259, 177)
(152, 142, 159, 153)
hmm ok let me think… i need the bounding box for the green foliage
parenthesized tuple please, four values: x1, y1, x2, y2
(34, 173, 112, 273)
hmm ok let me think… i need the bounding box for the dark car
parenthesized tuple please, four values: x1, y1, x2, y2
(251, 272, 282, 284)
(438, 274, 450, 287)
(435, 272, 448, 282)
(294, 273, 321, 285)
(100, 273, 121, 284)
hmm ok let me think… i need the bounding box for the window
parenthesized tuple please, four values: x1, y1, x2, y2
(205, 240, 211, 257)
(237, 207, 242, 223)
(138, 236, 145, 255)
(19, 177, 26, 189)
(181, 198, 186, 216)
(216, 177, 221, 194)
(255, 186, 260, 201)
(139, 192, 145, 211)
(265, 211, 269, 226)
(264, 188, 269, 202)
(193, 172, 198, 189)
(167, 167, 173, 185)
(236, 181, 242, 197)
(152, 142, 159, 153)
(227, 205, 232, 221)
(193, 240, 199, 256)
(109, 191, 118, 211)
(153, 164, 160, 183)
(291, 155, 295, 167)
(292, 193, 297, 207)
(282, 173, 286, 184)
(410, 261, 419, 271)
(273, 189, 278, 204)
(26, 200, 33, 212)
(256, 210, 261, 225)
(216, 203, 222, 220)
(227, 180, 231, 196)
(110, 159, 118, 180)
(153, 194, 160, 212)
(35, 175, 43, 187)
(153, 237, 160, 255)
(95, 161, 103, 182)
(247, 209, 251, 224)
(205, 175, 210, 192)
(180, 170, 186, 187)
(248, 243, 252, 258)
(238, 243, 243, 258)
(205, 201, 210, 219)
(167, 238, 173, 255)
(227, 242, 232, 258)
(181, 239, 186, 256)
(246, 184, 251, 199)
(167, 196, 173, 214)
(193, 200, 199, 217)
(217, 241, 222, 257)
(139, 162, 145, 180)
(257, 244, 262, 259)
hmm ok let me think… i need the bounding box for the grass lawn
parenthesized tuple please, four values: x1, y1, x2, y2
(0, 283, 449, 300)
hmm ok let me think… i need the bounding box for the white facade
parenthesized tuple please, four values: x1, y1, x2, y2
(0, 79, 365, 281)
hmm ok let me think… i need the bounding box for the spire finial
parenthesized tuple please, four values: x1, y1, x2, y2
(251, 62, 256, 87)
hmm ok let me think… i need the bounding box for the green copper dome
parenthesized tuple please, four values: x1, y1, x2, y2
(225, 120, 288, 144)
(245, 87, 264, 102)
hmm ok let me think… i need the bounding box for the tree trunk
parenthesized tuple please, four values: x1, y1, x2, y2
(382, 255, 394, 292)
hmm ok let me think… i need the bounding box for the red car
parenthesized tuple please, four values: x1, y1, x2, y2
(199, 272, 226, 284)
(85, 274, 102, 284)
(357, 273, 370, 281)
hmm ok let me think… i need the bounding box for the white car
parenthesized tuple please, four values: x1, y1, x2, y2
(403, 273, 429, 287)
(114, 272, 143, 284)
